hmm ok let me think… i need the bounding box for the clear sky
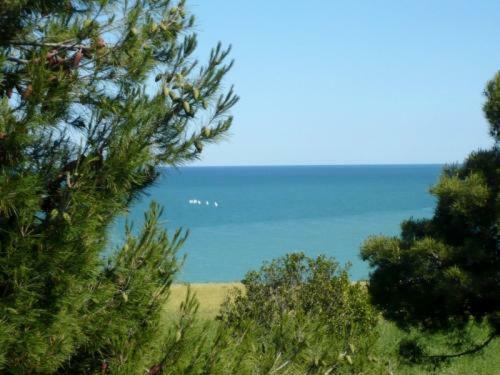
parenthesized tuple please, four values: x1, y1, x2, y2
(188, 0, 499, 166)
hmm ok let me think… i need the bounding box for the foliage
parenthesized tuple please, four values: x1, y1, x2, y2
(65, 202, 187, 373)
(164, 282, 500, 374)
(484, 72, 500, 141)
(218, 253, 379, 373)
(361, 73, 499, 356)
(373, 319, 500, 374)
(0, 0, 237, 372)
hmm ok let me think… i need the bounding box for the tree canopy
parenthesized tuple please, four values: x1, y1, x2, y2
(0, 0, 237, 372)
(361, 73, 499, 340)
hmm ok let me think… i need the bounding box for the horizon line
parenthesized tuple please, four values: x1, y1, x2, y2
(167, 162, 447, 168)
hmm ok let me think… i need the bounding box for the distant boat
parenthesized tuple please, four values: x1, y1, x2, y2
(206, 201, 209, 205)
(214, 201, 218, 207)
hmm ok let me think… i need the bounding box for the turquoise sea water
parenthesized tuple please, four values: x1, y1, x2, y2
(109, 165, 442, 282)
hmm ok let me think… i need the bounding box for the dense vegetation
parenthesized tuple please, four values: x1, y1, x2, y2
(0, 0, 498, 373)
(167, 283, 500, 375)
(361, 73, 500, 360)
(0, 0, 237, 372)
(217, 253, 379, 373)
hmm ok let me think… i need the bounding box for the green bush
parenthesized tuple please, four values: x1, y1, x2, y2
(217, 253, 379, 373)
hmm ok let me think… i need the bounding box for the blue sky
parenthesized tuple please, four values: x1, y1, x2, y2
(188, 0, 499, 166)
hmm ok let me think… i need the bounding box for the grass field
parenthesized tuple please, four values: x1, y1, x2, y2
(165, 283, 500, 374)
(165, 282, 243, 318)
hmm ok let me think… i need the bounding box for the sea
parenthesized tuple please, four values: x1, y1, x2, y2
(109, 165, 442, 282)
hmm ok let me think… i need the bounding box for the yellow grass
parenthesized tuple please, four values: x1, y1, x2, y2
(165, 283, 243, 319)
(165, 282, 364, 319)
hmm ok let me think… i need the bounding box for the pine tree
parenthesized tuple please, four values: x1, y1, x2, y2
(0, 0, 237, 372)
(361, 73, 499, 355)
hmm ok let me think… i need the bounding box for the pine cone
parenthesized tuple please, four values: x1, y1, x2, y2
(96, 37, 106, 49)
(73, 48, 83, 67)
(148, 364, 162, 374)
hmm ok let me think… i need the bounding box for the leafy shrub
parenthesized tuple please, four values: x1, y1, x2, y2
(217, 253, 379, 373)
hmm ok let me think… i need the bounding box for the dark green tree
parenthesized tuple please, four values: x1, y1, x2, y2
(0, 0, 237, 372)
(361, 73, 499, 355)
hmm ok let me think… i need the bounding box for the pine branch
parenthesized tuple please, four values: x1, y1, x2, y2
(9, 41, 84, 50)
(6, 56, 28, 64)
(425, 333, 497, 361)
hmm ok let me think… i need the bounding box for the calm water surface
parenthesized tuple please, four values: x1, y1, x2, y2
(109, 165, 442, 282)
